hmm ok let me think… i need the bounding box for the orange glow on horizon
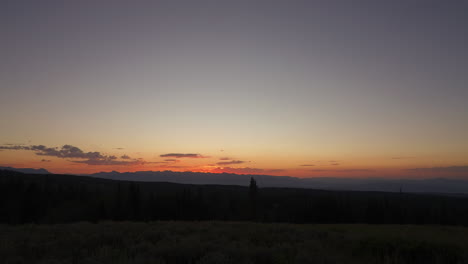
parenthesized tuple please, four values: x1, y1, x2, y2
(0, 145, 467, 178)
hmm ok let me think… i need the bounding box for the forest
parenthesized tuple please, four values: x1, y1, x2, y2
(2, 169, 468, 225)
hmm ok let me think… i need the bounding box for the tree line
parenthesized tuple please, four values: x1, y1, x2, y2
(1, 170, 468, 225)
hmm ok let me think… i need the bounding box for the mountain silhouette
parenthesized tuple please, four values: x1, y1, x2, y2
(1, 167, 467, 194)
(88, 170, 468, 195)
(0, 166, 50, 174)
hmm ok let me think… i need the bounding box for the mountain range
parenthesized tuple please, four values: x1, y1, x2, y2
(0, 166, 50, 175)
(2, 166, 468, 194)
(87, 170, 468, 194)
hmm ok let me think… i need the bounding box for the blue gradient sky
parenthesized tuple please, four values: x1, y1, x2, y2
(1, 0, 467, 177)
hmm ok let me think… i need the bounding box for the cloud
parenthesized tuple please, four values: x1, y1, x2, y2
(219, 157, 232, 160)
(407, 166, 468, 173)
(334, 169, 373, 172)
(29, 144, 104, 159)
(164, 159, 180, 162)
(41, 159, 51, 162)
(212, 167, 284, 174)
(216, 160, 246, 165)
(160, 153, 207, 158)
(156, 165, 190, 169)
(300, 164, 315, 167)
(330, 163, 340, 166)
(73, 158, 144, 166)
(310, 169, 373, 172)
(0, 145, 29, 150)
(1, 144, 144, 166)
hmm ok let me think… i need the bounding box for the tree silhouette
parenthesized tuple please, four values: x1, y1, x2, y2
(249, 177, 258, 199)
(129, 183, 141, 220)
(249, 177, 258, 220)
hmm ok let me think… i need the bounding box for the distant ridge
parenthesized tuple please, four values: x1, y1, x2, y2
(1, 166, 467, 194)
(88, 170, 468, 195)
(0, 166, 50, 174)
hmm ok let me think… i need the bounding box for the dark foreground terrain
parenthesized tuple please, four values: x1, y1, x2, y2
(2, 170, 468, 263)
(1, 221, 467, 264)
(2, 170, 468, 225)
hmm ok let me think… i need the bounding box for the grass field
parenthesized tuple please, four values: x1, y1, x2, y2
(1, 222, 468, 264)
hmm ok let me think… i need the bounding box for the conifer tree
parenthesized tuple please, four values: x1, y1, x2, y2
(249, 177, 258, 220)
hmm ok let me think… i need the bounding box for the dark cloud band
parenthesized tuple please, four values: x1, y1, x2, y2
(160, 153, 207, 158)
(216, 160, 246, 165)
(0, 144, 142, 166)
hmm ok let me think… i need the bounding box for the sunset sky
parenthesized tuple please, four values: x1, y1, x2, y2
(1, 0, 467, 178)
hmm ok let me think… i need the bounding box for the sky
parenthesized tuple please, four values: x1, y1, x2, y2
(1, 0, 467, 178)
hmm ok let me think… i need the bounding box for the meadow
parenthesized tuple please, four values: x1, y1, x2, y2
(1, 221, 467, 264)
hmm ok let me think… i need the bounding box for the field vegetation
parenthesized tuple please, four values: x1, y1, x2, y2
(2, 170, 468, 263)
(2, 221, 468, 264)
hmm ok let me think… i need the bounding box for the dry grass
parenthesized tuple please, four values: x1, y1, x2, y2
(1, 222, 467, 264)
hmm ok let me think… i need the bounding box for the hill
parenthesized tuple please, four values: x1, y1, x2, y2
(0, 166, 50, 174)
(89, 170, 468, 194)
(2, 169, 468, 225)
(2, 166, 468, 194)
